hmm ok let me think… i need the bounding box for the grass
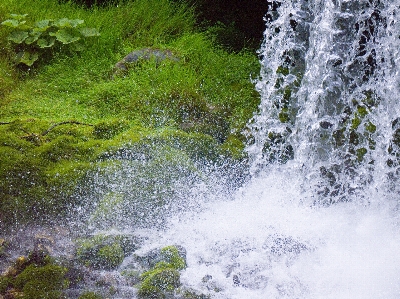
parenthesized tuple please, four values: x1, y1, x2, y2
(0, 0, 261, 226)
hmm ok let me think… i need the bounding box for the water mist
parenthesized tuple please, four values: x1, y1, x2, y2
(142, 0, 400, 298)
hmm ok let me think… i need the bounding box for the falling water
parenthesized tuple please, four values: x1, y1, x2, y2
(139, 0, 400, 298)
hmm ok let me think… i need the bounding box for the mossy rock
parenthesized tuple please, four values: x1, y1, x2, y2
(138, 267, 180, 299)
(0, 276, 12, 293)
(113, 48, 180, 76)
(220, 135, 247, 160)
(176, 288, 211, 299)
(76, 234, 140, 270)
(93, 119, 130, 139)
(0, 252, 68, 299)
(78, 291, 103, 299)
(0, 119, 103, 225)
(135, 246, 186, 298)
(159, 246, 186, 270)
(14, 264, 68, 299)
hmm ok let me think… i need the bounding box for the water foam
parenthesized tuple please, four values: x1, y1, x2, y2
(151, 167, 400, 298)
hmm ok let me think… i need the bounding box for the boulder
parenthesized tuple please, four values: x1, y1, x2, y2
(113, 48, 179, 76)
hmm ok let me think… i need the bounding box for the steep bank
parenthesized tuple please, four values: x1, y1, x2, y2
(0, 0, 260, 227)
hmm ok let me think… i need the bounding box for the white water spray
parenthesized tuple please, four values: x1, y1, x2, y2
(143, 0, 400, 298)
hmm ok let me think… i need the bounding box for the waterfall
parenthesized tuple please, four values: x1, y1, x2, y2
(250, 0, 400, 205)
(146, 1, 400, 298)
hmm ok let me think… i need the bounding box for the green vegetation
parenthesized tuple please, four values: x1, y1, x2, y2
(0, 0, 261, 227)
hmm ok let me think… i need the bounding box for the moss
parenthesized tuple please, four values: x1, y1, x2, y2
(177, 288, 211, 299)
(96, 243, 125, 270)
(350, 116, 362, 130)
(356, 147, 367, 162)
(220, 135, 246, 160)
(136, 245, 186, 299)
(160, 246, 186, 270)
(0, 252, 68, 299)
(138, 267, 180, 299)
(357, 105, 369, 117)
(78, 292, 103, 299)
(93, 119, 130, 139)
(89, 192, 125, 226)
(365, 121, 376, 133)
(76, 234, 138, 270)
(37, 135, 100, 162)
(276, 66, 289, 76)
(0, 276, 12, 293)
(13, 264, 68, 299)
(278, 107, 290, 123)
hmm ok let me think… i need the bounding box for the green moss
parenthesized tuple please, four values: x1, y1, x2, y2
(220, 135, 246, 160)
(356, 147, 367, 162)
(365, 121, 376, 133)
(136, 246, 186, 298)
(0, 276, 12, 293)
(351, 116, 361, 130)
(76, 234, 137, 270)
(93, 119, 130, 139)
(11, 263, 68, 299)
(97, 243, 124, 270)
(278, 107, 290, 123)
(276, 66, 289, 76)
(177, 288, 211, 299)
(78, 292, 103, 299)
(160, 246, 186, 270)
(138, 268, 180, 299)
(357, 105, 368, 117)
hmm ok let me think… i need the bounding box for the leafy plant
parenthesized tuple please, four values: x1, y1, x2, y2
(1, 14, 100, 66)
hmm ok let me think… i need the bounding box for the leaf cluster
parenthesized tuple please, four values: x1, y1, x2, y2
(1, 13, 100, 66)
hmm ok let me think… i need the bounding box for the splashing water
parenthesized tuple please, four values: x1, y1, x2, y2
(140, 0, 400, 298)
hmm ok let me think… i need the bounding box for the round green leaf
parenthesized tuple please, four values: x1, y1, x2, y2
(69, 19, 84, 28)
(54, 29, 81, 44)
(79, 27, 100, 37)
(54, 18, 70, 28)
(1, 19, 20, 28)
(71, 41, 85, 51)
(8, 30, 29, 43)
(37, 37, 56, 48)
(25, 31, 42, 44)
(10, 14, 28, 20)
(54, 18, 84, 28)
(34, 20, 51, 31)
(17, 51, 39, 66)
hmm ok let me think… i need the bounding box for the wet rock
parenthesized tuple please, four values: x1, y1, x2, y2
(200, 274, 223, 293)
(319, 121, 333, 129)
(113, 48, 179, 76)
(232, 274, 240, 286)
(75, 234, 142, 270)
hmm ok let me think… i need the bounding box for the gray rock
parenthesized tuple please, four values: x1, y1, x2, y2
(114, 48, 179, 75)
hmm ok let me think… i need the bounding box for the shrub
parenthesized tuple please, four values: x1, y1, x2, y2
(1, 13, 100, 66)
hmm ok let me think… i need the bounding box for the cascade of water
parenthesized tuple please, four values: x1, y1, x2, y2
(250, 0, 400, 205)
